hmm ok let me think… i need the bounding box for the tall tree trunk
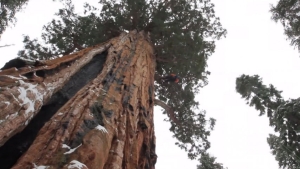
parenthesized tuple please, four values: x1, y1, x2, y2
(0, 30, 157, 169)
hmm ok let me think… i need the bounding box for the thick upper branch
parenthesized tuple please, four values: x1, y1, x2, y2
(154, 99, 181, 126)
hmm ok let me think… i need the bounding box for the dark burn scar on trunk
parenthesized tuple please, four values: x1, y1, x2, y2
(0, 52, 108, 169)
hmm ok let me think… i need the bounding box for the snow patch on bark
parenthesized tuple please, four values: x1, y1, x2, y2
(43, 83, 56, 95)
(9, 112, 18, 119)
(14, 80, 44, 116)
(0, 115, 8, 124)
(33, 163, 50, 169)
(96, 125, 108, 133)
(8, 90, 21, 104)
(2, 101, 10, 108)
(62, 144, 70, 149)
(67, 160, 88, 169)
(0, 112, 18, 124)
(20, 58, 35, 62)
(63, 143, 82, 154)
(4, 75, 24, 80)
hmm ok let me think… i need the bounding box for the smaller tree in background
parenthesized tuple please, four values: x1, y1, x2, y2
(270, 0, 300, 51)
(244, 1, 300, 167)
(236, 74, 300, 169)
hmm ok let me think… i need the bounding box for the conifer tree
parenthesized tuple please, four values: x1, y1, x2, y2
(270, 0, 300, 51)
(16, 0, 227, 167)
(197, 152, 227, 169)
(241, 1, 300, 167)
(236, 74, 300, 169)
(0, 0, 29, 36)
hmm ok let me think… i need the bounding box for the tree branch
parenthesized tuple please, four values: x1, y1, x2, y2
(156, 57, 173, 63)
(156, 53, 179, 63)
(154, 99, 181, 126)
(154, 74, 162, 81)
(0, 44, 14, 48)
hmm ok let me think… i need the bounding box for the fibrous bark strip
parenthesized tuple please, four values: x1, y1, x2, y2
(0, 52, 107, 169)
(0, 30, 157, 169)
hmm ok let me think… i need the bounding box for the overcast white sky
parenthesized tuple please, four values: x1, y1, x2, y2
(0, 0, 299, 168)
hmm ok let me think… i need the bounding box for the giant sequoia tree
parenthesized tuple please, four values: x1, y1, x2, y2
(0, 0, 227, 168)
(236, 74, 300, 169)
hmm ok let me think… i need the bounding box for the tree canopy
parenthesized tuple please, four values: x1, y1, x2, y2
(0, 0, 29, 36)
(17, 0, 227, 167)
(236, 74, 300, 169)
(270, 0, 300, 51)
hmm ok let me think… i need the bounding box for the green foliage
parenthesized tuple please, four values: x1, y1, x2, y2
(18, 0, 107, 60)
(235, 74, 283, 116)
(270, 0, 300, 51)
(157, 81, 215, 159)
(237, 4, 300, 166)
(17, 0, 227, 166)
(0, 0, 29, 35)
(236, 74, 300, 168)
(197, 152, 227, 169)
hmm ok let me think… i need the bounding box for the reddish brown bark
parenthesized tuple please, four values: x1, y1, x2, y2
(0, 30, 157, 169)
(0, 41, 111, 147)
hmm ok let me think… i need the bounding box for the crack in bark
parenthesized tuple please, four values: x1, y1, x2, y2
(1, 31, 157, 169)
(0, 52, 107, 169)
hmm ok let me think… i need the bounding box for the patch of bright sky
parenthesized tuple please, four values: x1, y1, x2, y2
(1, 0, 299, 168)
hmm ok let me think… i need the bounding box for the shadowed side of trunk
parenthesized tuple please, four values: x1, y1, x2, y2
(0, 52, 107, 169)
(9, 30, 156, 169)
(0, 41, 111, 147)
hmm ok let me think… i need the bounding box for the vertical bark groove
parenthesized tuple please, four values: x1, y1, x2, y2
(2, 30, 156, 169)
(0, 43, 111, 147)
